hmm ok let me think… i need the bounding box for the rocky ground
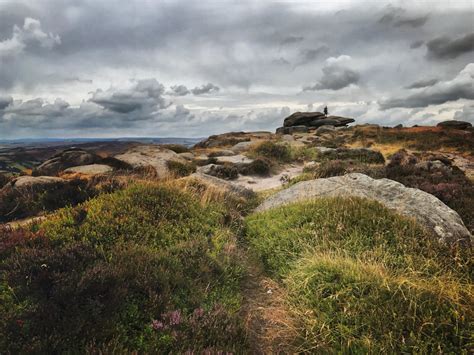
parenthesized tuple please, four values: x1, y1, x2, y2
(2, 117, 473, 233)
(0, 113, 473, 353)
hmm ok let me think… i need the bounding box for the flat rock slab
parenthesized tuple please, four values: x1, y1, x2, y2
(115, 145, 186, 178)
(64, 164, 114, 175)
(234, 164, 304, 192)
(189, 173, 255, 199)
(178, 152, 195, 160)
(231, 141, 256, 153)
(256, 173, 472, 246)
(216, 154, 254, 164)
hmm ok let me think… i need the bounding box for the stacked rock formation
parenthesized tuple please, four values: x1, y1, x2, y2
(276, 111, 355, 134)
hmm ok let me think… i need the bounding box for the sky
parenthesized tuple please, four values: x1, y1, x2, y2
(0, 0, 473, 139)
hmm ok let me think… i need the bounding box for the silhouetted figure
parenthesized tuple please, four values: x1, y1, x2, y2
(323, 106, 328, 116)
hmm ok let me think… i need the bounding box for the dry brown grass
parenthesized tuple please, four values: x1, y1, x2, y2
(240, 255, 300, 354)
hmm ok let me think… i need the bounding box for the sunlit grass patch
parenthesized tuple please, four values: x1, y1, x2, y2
(245, 197, 473, 353)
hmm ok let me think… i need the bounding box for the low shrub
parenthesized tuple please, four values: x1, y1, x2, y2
(0, 176, 128, 223)
(0, 173, 10, 188)
(238, 158, 272, 176)
(161, 144, 190, 154)
(0, 179, 91, 223)
(206, 164, 239, 180)
(166, 160, 196, 177)
(286, 160, 385, 186)
(385, 149, 474, 233)
(350, 126, 474, 154)
(194, 157, 218, 167)
(249, 141, 292, 163)
(245, 197, 472, 353)
(318, 148, 385, 164)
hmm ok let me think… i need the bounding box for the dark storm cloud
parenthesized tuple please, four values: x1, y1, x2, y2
(410, 40, 424, 49)
(378, 7, 428, 28)
(379, 63, 474, 109)
(303, 56, 360, 91)
(168, 83, 221, 96)
(426, 33, 474, 60)
(405, 78, 439, 89)
(5, 98, 69, 117)
(280, 36, 304, 46)
(191, 83, 220, 95)
(0, 96, 13, 110)
(296, 45, 329, 67)
(394, 16, 429, 28)
(272, 57, 290, 66)
(89, 79, 168, 113)
(169, 85, 190, 96)
(378, 7, 405, 24)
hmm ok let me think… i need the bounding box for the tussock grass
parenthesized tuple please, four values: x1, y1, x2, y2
(245, 197, 473, 353)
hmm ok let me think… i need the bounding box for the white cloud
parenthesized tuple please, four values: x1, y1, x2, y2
(0, 17, 60, 58)
(303, 55, 360, 91)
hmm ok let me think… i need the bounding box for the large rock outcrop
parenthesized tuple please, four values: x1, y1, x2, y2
(1, 175, 66, 194)
(256, 173, 472, 246)
(279, 111, 355, 132)
(33, 148, 100, 176)
(283, 112, 326, 127)
(115, 145, 187, 178)
(325, 116, 355, 126)
(437, 120, 472, 130)
(276, 126, 309, 135)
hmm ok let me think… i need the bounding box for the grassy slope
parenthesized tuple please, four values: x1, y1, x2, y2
(245, 197, 473, 353)
(0, 182, 248, 353)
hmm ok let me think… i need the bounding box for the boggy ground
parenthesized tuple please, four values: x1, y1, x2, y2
(0, 124, 473, 353)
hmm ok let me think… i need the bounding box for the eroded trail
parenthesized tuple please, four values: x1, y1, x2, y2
(239, 253, 297, 353)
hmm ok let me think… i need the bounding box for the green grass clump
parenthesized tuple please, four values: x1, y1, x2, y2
(0, 183, 247, 353)
(290, 146, 319, 162)
(245, 197, 472, 353)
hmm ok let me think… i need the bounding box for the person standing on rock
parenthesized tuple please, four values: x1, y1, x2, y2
(324, 106, 328, 116)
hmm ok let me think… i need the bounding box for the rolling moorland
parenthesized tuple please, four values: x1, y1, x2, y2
(0, 113, 473, 353)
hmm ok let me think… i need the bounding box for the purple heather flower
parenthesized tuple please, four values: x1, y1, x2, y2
(151, 319, 164, 330)
(193, 307, 205, 318)
(169, 310, 182, 325)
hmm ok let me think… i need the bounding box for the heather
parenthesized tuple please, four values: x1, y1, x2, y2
(0, 183, 248, 353)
